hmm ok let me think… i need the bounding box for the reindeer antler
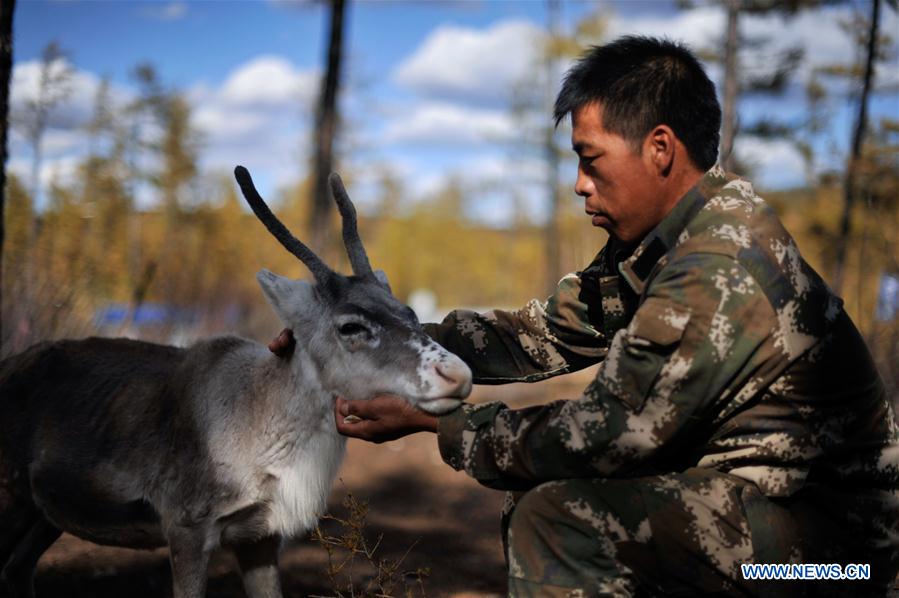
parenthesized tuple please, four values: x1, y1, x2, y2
(328, 173, 375, 280)
(234, 166, 334, 285)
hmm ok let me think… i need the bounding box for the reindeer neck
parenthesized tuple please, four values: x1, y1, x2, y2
(251, 343, 334, 422)
(206, 342, 341, 471)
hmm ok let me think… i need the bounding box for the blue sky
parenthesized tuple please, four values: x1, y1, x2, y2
(10, 0, 899, 224)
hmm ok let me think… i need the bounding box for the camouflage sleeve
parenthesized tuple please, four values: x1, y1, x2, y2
(436, 252, 779, 491)
(422, 270, 609, 384)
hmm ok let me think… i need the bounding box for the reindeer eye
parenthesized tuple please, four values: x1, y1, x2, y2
(338, 322, 369, 337)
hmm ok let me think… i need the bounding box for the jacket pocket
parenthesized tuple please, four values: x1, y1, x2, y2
(598, 297, 690, 412)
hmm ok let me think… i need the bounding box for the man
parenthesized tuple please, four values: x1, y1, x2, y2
(275, 37, 899, 596)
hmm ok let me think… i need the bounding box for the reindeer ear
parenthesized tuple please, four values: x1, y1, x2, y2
(373, 269, 391, 292)
(257, 269, 316, 324)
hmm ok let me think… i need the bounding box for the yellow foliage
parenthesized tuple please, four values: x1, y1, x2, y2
(3, 156, 896, 411)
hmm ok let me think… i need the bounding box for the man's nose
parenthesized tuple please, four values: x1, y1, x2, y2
(574, 166, 592, 198)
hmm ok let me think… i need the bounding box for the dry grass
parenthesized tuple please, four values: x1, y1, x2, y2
(310, 491, 430, 598)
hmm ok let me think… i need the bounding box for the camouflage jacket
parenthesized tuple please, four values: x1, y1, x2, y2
(425, 166, 899, 498)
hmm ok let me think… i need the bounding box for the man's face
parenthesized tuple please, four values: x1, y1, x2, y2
(571, 102, 666, 244)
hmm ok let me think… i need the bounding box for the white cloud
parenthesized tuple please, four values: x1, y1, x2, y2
(739, 5, 899, 88)
(8, 59, 133, 206)
(608, 4, 899, 93)
(189, 56, 320, 197)
(8, 153, 81, 199)
(191, 56, 317, 143)
(382, 102, 516, 145)
(450, 153, 554, 227)
(735, 136, 806, 189)
(140, 1, 188, 21)
(392, 20, 544, 105)
(606, 5, 723, 50)
(10, 58, 128, 131)
(739, 7, 883, 92)
(218, 55, 318, 109)
(8, 55, 318, 209)
(371, 151, 552, 227)
(40, 128, 84, 158)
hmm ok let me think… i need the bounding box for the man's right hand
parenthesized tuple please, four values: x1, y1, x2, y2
(335, 395, 438, 443)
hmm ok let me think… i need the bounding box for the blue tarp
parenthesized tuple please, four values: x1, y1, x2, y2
(875, 273, 899, 322)
(94, 303, 199, 327)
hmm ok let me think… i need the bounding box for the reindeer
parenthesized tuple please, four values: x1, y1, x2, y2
(0, 166, 472, 598)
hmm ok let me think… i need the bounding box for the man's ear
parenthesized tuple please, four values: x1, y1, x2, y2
(645, 125, 676, 176)
(257, 269, 316, 324)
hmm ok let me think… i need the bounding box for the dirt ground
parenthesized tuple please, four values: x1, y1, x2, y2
(30, 368, 598, 598)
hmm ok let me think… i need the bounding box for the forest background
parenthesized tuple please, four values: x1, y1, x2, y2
(2, 0, 898, 409)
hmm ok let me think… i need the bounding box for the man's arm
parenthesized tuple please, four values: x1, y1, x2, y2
(433, 253, 779, 490)
(273, 246, 629, 378)
(276, 263, 616, 378)
(423, 264, 613, 384)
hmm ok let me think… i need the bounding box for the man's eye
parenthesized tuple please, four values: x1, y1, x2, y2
(339, 322, 369, 336)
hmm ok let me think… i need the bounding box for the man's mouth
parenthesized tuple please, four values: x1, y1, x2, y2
(591, 213, 610, 227)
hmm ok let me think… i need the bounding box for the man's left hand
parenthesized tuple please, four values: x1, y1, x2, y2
(269, 328, 295, 357)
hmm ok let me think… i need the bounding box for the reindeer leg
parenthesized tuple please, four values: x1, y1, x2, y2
(0, 518, 61, 598)
(0, 455, 35, 578)
(0, 502, 36, 588)
(167, 525, 212, 598)
(234, 535, 283, 598)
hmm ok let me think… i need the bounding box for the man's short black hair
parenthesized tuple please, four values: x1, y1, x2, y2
(554, 36, 721, 171)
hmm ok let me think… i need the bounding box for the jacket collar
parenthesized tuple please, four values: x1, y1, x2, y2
(617, 165, 727, 296)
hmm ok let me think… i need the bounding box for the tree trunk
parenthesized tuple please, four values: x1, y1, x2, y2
(0, 0, 15, 353)
(832, 0, 880, 295)
(720, 0, 739, 172)
(309, 0, 346, 256)
(544, 0, 562, 295)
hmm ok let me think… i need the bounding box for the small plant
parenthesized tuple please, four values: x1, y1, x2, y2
(311, 490, 430, 598)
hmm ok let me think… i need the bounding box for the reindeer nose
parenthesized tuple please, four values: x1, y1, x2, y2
(435, 358, 472, 399)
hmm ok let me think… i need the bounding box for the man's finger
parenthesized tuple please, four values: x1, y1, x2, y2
(336, 396, 350, 417)
(343, 397, 380, 419)
(336, 413, 376, 440)
(335, 398, 362, 426)
(268, 328, 295, 357)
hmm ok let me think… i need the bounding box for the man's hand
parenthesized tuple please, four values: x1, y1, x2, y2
(335, 395, 438, 443)
(269, 328, 295, 357)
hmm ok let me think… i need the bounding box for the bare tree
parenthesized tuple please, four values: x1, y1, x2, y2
(544, 0, 563, 294)
(309, 0, 346, 255)
(684, 0, 817, 174)
(0, 0, 14, 354)
(720, 0, 739, 171)
(832, 0, 882, 295)
(16, 41, 72, 204)
(509, 5, 604, 295)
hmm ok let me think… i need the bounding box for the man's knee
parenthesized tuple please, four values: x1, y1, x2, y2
(506, 481, 579, 581)
(503, 472, 764, 596)
(507, 479, 646, 542)
(505, 479, 651, 595)
(507, 481, 572, 543)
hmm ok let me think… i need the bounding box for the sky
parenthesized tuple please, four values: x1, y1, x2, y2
(10, 0, 899, 225)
